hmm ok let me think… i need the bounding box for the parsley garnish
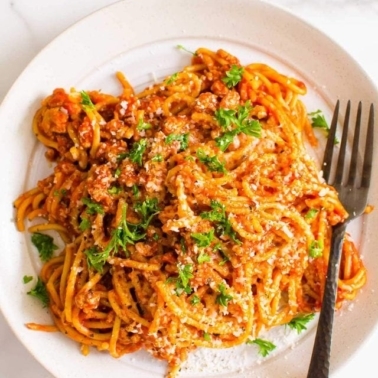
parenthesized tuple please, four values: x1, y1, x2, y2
(222, 65, 244, 88)
(196, 149, 227, 173)
(79, 217, 91, 231)
(82, 197, 104, 215)
(308, 110, 339, 144)
(128, 139, 148, 166)
(190, 295, 200, 305)
(165, 72, 179, 85)
(53, 188, 67, 197)
(200, 200, 240, 243)
(85, 204, 145, 272)
(132, 184, 140, 198)
(305, 208, 318, 220)
(114, 167, 121, 178)
(215, 101, 261, 151)
(108, 186, 122, 195)
(27, 277, 49, 307)
(197, 251, 211, 264)
(23, 275, 33, 284)
(246, 338, 276, 357)
(165, 133, 189, 151)
(151, 154, 163, 162)
(215, 283, 233, 306)
(203, 332, 211, 341)
(176, 44, 197, 56)
(214, 243, 230, 265)
(137, 119, 152, 131)
(180, 237, 187, 254)
(168, 264, 194, 296)
(134, 198, 160, 229)
(287, 313, 315, 334)
(31, 233, 58, 262)
(309, 240, 323, 258)
(191, 229, 214, 248)
(80, 91, 95, 111)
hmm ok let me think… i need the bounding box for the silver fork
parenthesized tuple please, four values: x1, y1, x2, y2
(307, 100, 374, 378)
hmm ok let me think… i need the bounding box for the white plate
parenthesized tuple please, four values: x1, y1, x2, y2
(0, 0, 378, 377)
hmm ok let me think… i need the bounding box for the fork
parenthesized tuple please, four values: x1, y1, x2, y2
(306, 100, 374, 378)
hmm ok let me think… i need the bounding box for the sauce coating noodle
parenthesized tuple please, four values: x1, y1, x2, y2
(14, 48, 366, 377)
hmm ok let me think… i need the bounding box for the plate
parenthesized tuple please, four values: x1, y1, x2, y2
(0, 0, 378, 377)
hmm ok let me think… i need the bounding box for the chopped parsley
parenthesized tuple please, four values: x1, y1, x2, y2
(309, 239, 323, 258)
(196, 149, 227, 173)
(134, 198, 160, 229)
(222, 65, 244, 88)
(200, 200, 240, 243)
(308, 109, 339, 144)
(108, 186, 122, 195)
(180, 237, 187, 254)
(53, 188, 67, 197)
(176, 44, 197, 56)
(165, 72, 179, 85)
(305, 208, 318, 220)
(168, 264, 194, 296)
(203, 332, 211, 341)
(151, 154, 163, 162)
(215, 283, 233, 307)
(31, 233, 58, 262)
(27, 277, 49, 307)
(79, 217, 91, 232)
(85, 204, 146, 272)
(23, 275, 33, 284)
(165, 133, 189, 151)
(82, 197, 104, 215)
(287, 313, 315, 334)
(137, 119, 152, 131)
(132, 184, 140, 198)
(191, 229, 214, 248)
(190, 295, 200, 305)
(246, 338, 276, 357)
(197, 251, 211, 264)
(215, 101, 261, 151)
(80, 90, 95, 110)
(127, 139, 148, 166)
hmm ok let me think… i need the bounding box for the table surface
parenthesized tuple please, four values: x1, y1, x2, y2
(1, 0, 378, 377)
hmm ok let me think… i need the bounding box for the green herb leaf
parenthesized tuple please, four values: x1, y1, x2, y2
(128, 139, 148, 166)
(134, 198, 160, 229)
(169, 264, 194, 296)
(85, 204, 145, 272)
(180, 237, 187, 254)
(165, 73, 179, 85)
(79, 217, 91, 231)
(309, 239, 323, 258)
(200, 200, 240, 243)
(166, 133, 189, 151)
(308, 109, 339, 144)
(196, 149, 227, 173)
(287, 313, 315, 334)
(203, 332, 211, 341)
(137, 119, 152, 131)
(108, 186, 122, 195)
(53, 188, 67, 197)
(27, 277, 49, 307)
(23, 275, 33, 284)
(305, 208, 318, 220)
(246, 338, 276, 357)
(215, 101, 261, 151)
(114, 167, 121, 178)
(82, 197, 104, 215)
(80, 91, 95, 110)
(216, 283, 233, 307)
(222, 65, 244, 88)
(151, 154, 163, 162)
(191, 229, 214, 248)
(31, 233, 58, 262)
(190, 295, 200, 305)
(176, 45, 197, 56)
(132, 184, 140, 198)
(197, 251, 211, 264)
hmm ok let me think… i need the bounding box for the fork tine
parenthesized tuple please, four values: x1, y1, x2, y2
(361, 104, 374, 188)
(346, 102, 362, 186)
(322, 100, 340, 182)
(334, 100, 351, 185)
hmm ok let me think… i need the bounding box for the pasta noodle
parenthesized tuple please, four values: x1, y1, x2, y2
(15, 47, 367, 377)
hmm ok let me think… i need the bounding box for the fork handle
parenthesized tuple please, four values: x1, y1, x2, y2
(307, 222, 348, 378)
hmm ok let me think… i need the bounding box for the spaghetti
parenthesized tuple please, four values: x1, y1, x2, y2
(14, 47, 366, 377)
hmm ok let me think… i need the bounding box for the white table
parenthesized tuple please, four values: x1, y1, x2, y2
(1, 1, 377, 377)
